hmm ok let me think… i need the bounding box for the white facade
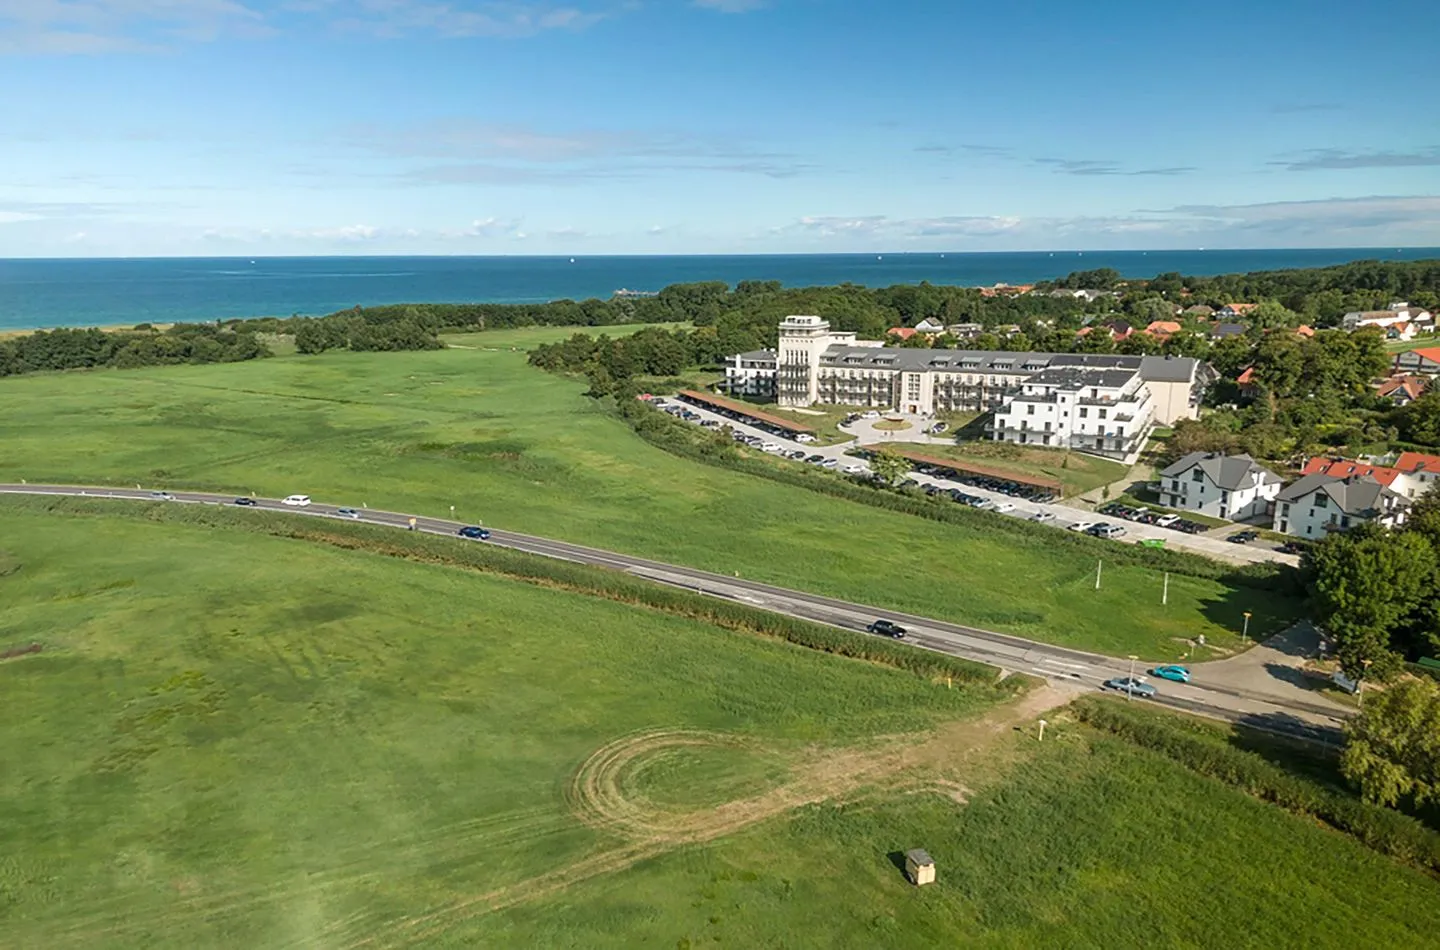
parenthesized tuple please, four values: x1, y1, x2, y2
(990, 367, 1155, 463)
(724, 350, 777, 397)
(1158, 452, 1282, 521)
(1272, 474, 1410, 538)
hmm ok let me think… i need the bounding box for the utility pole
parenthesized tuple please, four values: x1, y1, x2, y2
(1127, 655, 1138, 700)
(1162, 572, 1169, 606)
(1241, 611, 1252, 644)
(1037, 719, 1047, 742)
(1094, 559, 1103, 591)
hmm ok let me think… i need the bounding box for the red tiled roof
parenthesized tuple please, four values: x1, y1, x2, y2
(1402, 346, 1440, 365)
(1145, 320, 1182, 336)
(1295, 325, 1315, 338)
(887, 327, 917, 339)
(1236, 366, 1256, 385)
(1395, 451, 1440, 474)
(1225, 303, 1258, 314)
(1301, 457, 1404, 487)
(1377, 376, 1426, 402)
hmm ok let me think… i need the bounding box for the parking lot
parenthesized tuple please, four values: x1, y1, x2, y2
(661, 395, 1299, 568)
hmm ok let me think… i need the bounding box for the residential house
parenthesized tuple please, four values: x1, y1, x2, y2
(1217, 303, 1258, 319)
(913, 317, 947, 334)
(1395, 452, 1440, 499)
(1182, 304, 1216, 318)
(1144, 320, 1182, 340)
(1078, 319, 1134, 342)
(1273, 474, 1410, 538)
(886, 326, 919, 341)
(1209, 322, 1249, 340)
(1376, 374, 1427, 406)
(1295, 325, 1316, 339)
(1049, 288, 1110, 303)
(1236, 366, 1260, 398)
(946, 322, 984, 339)
(1158, 452, 1283, 521)
(1343, 308, 1435, 334)
(1393, 346, 1440, 376)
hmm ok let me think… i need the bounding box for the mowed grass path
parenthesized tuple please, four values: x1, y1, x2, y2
(0, 509, 1003, 948)
(469, 729, 1440, 949)
(0, 341, 1298, 657)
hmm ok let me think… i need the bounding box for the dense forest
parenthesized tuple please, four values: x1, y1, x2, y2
(0, 324, 270, 378)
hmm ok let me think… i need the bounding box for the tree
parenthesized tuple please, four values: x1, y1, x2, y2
(1130, 297, 1176, 325)
(869, 448, 911, 485)
(1341, 677, 1440, 807)
(1308, 524, 1436, 680)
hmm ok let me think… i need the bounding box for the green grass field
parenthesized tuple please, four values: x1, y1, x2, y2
(0, 334, 1300, 658)
(0, 507, 1006, 948)
(897, 438, 1131, 497)
(4, 507, 1434, 948)
(384, 721, 1440, 948)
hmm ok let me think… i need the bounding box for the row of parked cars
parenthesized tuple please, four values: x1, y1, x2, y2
(1097, 502, 1208, 535)
(910, 464, 1059, 504)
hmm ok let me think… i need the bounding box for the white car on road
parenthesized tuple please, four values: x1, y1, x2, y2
(282, 494, 312, 507)
(1067, 521, 1094, 533)
(842, 463, 867, 475)
(1032, 511, 1057, 523)
(761, 442, 784, 453)
(993, 502, 1016, 514)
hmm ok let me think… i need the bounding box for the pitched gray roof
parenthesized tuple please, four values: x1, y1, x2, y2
(735, 349, 776, 361)
(1160, 452, 1281, 491)
(1276, 473, 1410, 515)
(1025, 366, 1138, 390)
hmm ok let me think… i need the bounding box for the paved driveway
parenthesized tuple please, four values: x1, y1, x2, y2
(1197, 621, 1349, 716)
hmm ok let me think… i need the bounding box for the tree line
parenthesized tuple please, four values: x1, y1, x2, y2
(0, 324, 270, 378)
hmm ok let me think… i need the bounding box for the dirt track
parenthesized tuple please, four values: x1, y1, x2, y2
(356, 684, 1073, 948)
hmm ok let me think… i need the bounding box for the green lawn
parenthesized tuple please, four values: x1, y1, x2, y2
(0, 507, 1005, 948)
(0, 336, 1300, 658)
(449, 725, 1440, 948)
(441, 321, 689, 349)
(910, 439, 1131, 497)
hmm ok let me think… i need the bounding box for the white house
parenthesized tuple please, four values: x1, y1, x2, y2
(1272, 474, 1410, 539)
(990, 366, 1155, 463)
(1342, 308, 1434, 333)
(913, 317, 947, 333)
(1158, 452, 1283, 521)
(723, 349, 778, 397)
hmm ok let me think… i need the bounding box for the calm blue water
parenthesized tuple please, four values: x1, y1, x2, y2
(1, 249, 1436, 331)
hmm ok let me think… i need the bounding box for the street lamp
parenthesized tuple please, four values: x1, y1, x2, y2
(1241, 611, 1252, 644)
(1127, 654, 1138, 701)
(1359, 658, 1373, 708)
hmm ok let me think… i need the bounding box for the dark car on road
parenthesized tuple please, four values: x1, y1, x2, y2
(1103, 676, 1157, 698)
(457, 526, 491, 540)
(866, 619, 907, 639)
(1228, 530, 1260, 544)
(233, 497, 257, 506)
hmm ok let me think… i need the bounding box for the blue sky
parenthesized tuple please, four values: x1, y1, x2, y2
(2, 0, 1438, 256)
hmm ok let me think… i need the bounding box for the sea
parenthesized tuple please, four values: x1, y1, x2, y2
(2, 248, 1437, 332)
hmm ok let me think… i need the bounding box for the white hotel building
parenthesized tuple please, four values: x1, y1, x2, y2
(725, 315, 1209, 462)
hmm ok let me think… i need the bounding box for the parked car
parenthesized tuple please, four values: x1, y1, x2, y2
(1067, 521, 1095, 533)
(336, 507, 361, 519)
(820, 458, 839, 469)
(281, 494, 312, 507)
(993, 502, 1016, 513)
(761, 442, 783, 453)
(806, 454, 826, 464)
(457, 525, 491, 540)
(1103, 677, 1157, 698)
(1089, 523, 1126, 539)
(862, 410, 881, 419)
(1154, 514, 1180, 528)
(1151, 665, 1191, 684)
(843, 464, 866, 474)
(866, 619, 907, 639)
(232, 497, 256, 506)
(1228, 530, 1260, 544)
(786, 449, 808, 460)
(1031, 511, 1056, 523)
(969, 497, 994, 510)
(795, 433, 816, 444)
(930, 422, 948, 434)
(1280, 540, 1307, 555)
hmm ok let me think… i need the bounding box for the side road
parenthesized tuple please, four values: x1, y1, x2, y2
(1, 483, 1346, 745)
(666, 400, 1296, 569)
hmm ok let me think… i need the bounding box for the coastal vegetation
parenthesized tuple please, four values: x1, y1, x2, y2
(0, 323, 269, 378)
(0, 335, 1299, 658)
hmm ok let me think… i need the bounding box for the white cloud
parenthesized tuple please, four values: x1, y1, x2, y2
(314, 0, 612, 39)
(693, 0, 765, 12)
(0, 0, 268, 54)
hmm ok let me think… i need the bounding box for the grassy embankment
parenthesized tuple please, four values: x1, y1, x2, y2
(886, 438, 1131, 497)
(0, 329, 1300, 658)
(3, 508, 1436, 948)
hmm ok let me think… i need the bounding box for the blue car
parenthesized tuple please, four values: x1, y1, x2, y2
(1103, 677, 1157, 698)
(457, 526, 491, 540)
(1151, 665, 1191, 684)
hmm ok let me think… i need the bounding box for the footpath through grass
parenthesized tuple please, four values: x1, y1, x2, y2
(0, 335, 1302, 658)
(0, 508, 1004, 948)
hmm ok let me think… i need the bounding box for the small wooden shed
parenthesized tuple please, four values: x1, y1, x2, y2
(904, 848, 935, 886)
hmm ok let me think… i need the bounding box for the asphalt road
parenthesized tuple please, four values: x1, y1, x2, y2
(1, 483, 1344, 745)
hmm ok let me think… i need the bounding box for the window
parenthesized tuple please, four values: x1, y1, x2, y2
(1172, 479, 1181, 492)
(1099, 408, 1107, 420)
(1192, 469, 1204, 483)
(1079, 408, 1089, 419)
(1315, 494, 1328, 509)
(1281, 503, 1290, 515)
(1027, 404, 1035, 416)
